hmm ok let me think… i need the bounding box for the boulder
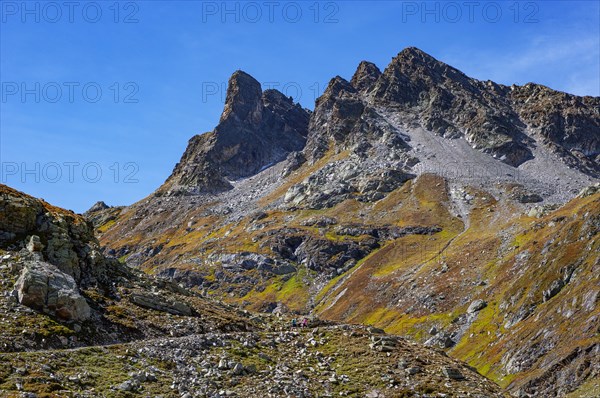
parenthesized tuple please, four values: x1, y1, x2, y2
(282, 151, 306, 177)
(509, 186, 544, 203)
(528, 204, 560, 218)
(231, 362, 244, 376)
(14, 261, 91, 322)
(467, 299, 487, 314)
(442, 367, 465, 380)
(45, 233, 80, 279)
(271, 263, 296, 275)
(424, 332, 455, 349)
(129, 292, 192, 316)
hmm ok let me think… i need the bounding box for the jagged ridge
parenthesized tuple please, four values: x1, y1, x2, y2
(91, 47, 600, 397)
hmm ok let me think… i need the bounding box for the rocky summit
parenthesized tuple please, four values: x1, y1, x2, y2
(161, 70, 311, 195)
(1, 47, 599, 397)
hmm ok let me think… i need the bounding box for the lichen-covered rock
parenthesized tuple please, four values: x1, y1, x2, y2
(425, 332, 455, 349)
(0, 184, 120, 287)
(129, 292, 192, 316)
(15, 261, 91, 322)
(578, 183, 600, 198)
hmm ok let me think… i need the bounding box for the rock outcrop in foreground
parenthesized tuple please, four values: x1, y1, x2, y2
(0, 184, 254, 352)
(15, 258, 91, 322)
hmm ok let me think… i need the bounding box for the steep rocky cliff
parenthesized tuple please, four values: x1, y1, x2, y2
(161, 70, 310, 195)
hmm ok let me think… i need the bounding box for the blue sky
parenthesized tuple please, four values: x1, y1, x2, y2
(1, 0, 599, 212)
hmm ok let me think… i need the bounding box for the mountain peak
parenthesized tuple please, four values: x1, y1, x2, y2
(220, 70, 263, 125)
(85, 201, 109, 214)
(318, 76, 355, 102)
(350, 61, 382, 93)
(161, 69, 310, 195)
(228, 70, 261, 93)
(87, 48, 600, 398)
(390, 47, 453, 73)
(398, 46, 432, 57)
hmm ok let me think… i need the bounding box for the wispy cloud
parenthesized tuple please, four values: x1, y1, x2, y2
(507, 36, 598, 71)
(442, 33, 600, 96)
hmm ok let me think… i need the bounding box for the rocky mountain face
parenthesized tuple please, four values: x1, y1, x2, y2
(380, 48, 599, 173)
(282, 47, 598, 213)
(87, 48, 597, 397)
(161, 70, 310, 195)
(511, 83, 600, 176)
(316, 183, 600, 397)
(0, 185, 504, 397)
